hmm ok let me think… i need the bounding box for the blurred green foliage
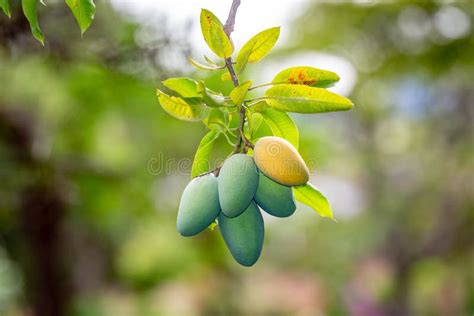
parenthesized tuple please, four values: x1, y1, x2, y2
(0, 1, 473, 315)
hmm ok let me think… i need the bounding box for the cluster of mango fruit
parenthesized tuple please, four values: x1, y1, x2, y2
(177, 136, 310, 266)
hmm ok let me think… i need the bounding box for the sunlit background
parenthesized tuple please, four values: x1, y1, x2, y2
(1, 0, 473, 315)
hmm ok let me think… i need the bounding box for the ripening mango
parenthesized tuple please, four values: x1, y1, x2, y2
(177, 174, 221, 237)
(218, 154, 258, 217)
(218, 202, 264, 266)
(254, 172, 296, 217)
(253, 136, 309, 186)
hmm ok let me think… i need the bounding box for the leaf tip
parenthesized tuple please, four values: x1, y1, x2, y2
(200, 8, 210, 17)
(36, 35, 45, 46)
(346, 98, 355, 109)
(80, 25, 91, 38)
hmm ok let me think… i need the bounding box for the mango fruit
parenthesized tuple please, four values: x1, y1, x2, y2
(177, 174, 220, 236)
(255, 172, 296, 217)
(253, 136, 309, 186)
(218, 154, 258, 217)
(218, 202, 264, 266)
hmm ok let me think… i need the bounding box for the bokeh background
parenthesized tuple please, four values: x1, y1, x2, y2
(1, 0, 473, 315)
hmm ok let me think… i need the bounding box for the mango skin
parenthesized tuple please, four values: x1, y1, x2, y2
(218, 202, 264, 267)
(254, 136, 309, 186)
(255, 172, 296, 217)
(218, 154, 258, 217)
(177, 174, 221, 237)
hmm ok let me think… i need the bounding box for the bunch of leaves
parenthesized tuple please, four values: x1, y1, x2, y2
(0, 0, 95, 44)
(157, 8, 354, 220)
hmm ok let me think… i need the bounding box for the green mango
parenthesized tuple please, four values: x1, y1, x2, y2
(218, 202, 264, 266)
(177, 174, 220, 236)
(218, 154, 258, 217)
(254, 172, 296, 217)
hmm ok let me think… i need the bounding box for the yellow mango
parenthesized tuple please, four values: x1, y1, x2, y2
(253, 136, 309, 186)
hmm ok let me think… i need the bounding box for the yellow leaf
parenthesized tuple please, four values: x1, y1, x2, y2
(156, 89, 209, 122)
(230, 80, 253, 105)
(235, 27, 280, 73)
(221, 72, 232, 81)
(265, 84, 353, 113)
(272, 66, 340, 88)
(200, 9, 234, 58)
(294, 183, 335, 220)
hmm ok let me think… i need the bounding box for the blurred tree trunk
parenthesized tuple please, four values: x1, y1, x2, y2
(0, 108, 71, 316)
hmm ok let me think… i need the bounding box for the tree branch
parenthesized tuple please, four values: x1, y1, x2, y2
(223, 0, 241, 37)
(223, 0, 254, 154)
(225, 58, 239, 87)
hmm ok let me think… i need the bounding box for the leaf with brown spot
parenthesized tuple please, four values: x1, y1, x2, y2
(272, 66, 340, 88)
(200, 9, 233, 58)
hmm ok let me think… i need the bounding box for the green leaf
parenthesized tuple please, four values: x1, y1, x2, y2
(294, 183, 335, 220)
(196, 81, 225, 108)
(265, 84, 353, 113)
(188, 56, 222, 71)
(191, 130, 220, 178)
(258, 106, 299, 149)
(0, 0, 11, 17)
(245, 109, 253, 131)
(205, 108, 227, 128)
(200, 9, 233, 58)
(272, 66, 340, 88)
(251, 112, 264, 134)
(250, 113, 272, 142)
(235, 27, 280, 74)
(65, 0, 95, 35)
(163, 78, 200, 98)
(230, 80, 252, 105)
(228, 111, 240, 129)
(162, 78, 225, 107)
(248, 100, 267, 113)
(22, 0, 44, 45)
(156, 89, 209, 122)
